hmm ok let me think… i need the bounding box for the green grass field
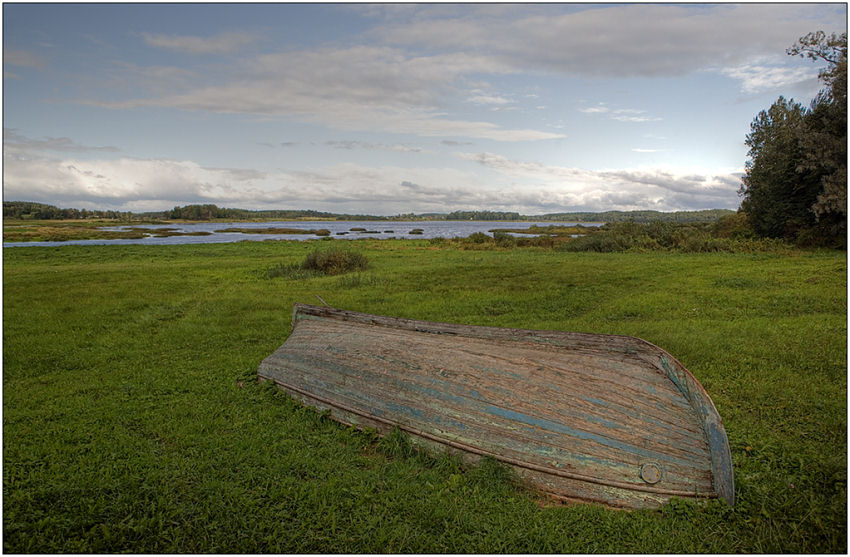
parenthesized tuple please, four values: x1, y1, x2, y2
(3, 239, 846, 552)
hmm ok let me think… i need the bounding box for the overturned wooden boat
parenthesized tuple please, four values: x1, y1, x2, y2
(258, 303, 734, 509)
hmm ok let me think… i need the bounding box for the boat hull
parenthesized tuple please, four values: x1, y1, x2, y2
(258, 304, 734, 509)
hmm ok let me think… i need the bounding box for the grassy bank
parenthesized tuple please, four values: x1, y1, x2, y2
(2, 219, 150, 242)
(3, 240, 846, 552)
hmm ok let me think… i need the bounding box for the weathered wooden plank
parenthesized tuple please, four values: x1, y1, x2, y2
(258, 304, 734, 509)
(288, 318, 705, 440)
(274, 310, 712, 488)
(276, 318, 708, 486)
(270, 344, 704, 473)
(279, 319, 713, 466)
(269, 346, 713, 492)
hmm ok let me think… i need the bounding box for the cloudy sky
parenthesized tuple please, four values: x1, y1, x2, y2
(3, 3, 846, 215)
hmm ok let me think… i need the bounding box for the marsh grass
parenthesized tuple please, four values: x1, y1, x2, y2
(302, 247, 369, 275)
(3, 240, 846, 553)
(218, 227, 330, 236)
(261, 247, 369, 279)
(2, 221, 149, 242)
(262, 261, 319, 280)
(127, 227, 213, 238)
(556, 220, 791, 253)
(439, 220, 793, 253)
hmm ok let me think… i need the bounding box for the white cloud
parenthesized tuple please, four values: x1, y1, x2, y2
(5, 128, 120, 153)
(73, 4, 842, 142)
(578, 105, 609, 114)
(141, 31, 259, 54)
(84, 46, 560, 142)
(11, 4, 837, 215)
(719, 59, 818, 94)
(441, 140, 474, 147)
(3, 144, 741, 214)
(467, 93, 512, 105)
(374, 4, 843, 79)
(3, 156, 249, 207)
(579, 105, 661, 123)
(455, 151, 741, 211)
(387, 117, 560, 141)
(3, 49, 46, 69)
(324, 140, 424, 153)
(611, 114, 663, 123)
(2, 139, 486, 212)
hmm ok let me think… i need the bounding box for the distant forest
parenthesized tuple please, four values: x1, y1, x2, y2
(3, 201, 735, 224)
(3, 201, 135, 221)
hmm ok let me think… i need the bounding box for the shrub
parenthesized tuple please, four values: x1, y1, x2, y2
(301, 247, 369, 275)
(559, 230, 635, 252)
(712, 212, 754, 239)
(492, 230, 517, 247)
(556, 220, 770, 253)
(465, 232, 491, 244)
(672, 228, 724, 252)
(516, 234, 557, 248)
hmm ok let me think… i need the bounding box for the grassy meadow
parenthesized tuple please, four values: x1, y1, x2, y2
(3, 238, 846, 552)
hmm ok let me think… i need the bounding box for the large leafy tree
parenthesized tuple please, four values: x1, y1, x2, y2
(740, 32, 847, 246)
(740, 97, 818, 238)
(789, 32, 847, 241)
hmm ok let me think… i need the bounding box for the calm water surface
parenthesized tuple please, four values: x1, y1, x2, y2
(4, 220, 600, 247)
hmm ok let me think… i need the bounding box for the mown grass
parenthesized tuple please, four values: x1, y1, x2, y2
(3, 239, 846, 553)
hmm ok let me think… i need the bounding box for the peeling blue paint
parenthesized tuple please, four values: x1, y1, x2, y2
(707, 421, 735, 505)
(432, 414, 469, 431)
(485, 404, 695, 467)
(265, 305, 734, 508)
(660, 356, 693, 403)
(385, 401, 425, 419)
(660, 357, 679, 389)
(474, 365, 523, 381)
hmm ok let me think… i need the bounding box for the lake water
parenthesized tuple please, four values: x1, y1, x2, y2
(3, 220, 601, 248)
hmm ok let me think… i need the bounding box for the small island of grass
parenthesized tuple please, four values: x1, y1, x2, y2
(217, 227, 331, 236)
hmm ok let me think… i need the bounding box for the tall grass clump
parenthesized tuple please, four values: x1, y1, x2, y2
(261, 246, 370, 279)
(559, 219, 794, 253)
(301, 247, 369, 275)
(455, 231, 556, 250)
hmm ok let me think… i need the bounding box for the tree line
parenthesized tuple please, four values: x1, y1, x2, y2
(444, 210, 524, 221)
(5, 201, 738, 224)
(739, 31, 846, 247)
(158, 205, 385, 221)
(537, 209, 735, 223)
(3, 201, 133, 221)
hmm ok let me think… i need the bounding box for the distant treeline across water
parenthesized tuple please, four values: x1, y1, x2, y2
(4, 201, 734, 224)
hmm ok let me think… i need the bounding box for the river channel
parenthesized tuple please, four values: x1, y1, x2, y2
(3, 220, 601, 248)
